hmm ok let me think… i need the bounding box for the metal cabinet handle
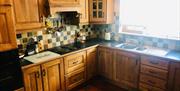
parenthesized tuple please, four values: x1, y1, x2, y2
(42, 69, 46, 76)
(40, 16, 43, 22)
(149, 70, 157, 74)
(36, 71, 40, 78)
(148, 80, 156, 84)
(73, 61, 78, 64)
(150, 61, 159, 65)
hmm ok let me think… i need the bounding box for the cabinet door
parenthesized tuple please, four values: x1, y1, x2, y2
(23, 65, 43, 91)
(168, 62, 180, 91)
(79, 0, 89, 24)
(12, 0, 44, 30)
(49, 0, 80, 6)
(87, 47, 97, 80)
(98, 47, 113, 80)
(89, 0, 106, 23)
(114, 51, 139, 88)
(41, 59, 65, 91)
(0, 6, 17, 51)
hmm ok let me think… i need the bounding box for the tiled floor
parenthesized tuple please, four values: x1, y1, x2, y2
(70, 78, 127, 91)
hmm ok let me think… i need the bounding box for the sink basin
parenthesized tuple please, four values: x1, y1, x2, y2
(115, 43, 137, 49)
(115, 43, 147, 51)
(24, 51, 61, 63)
(136, 47, 147, 51)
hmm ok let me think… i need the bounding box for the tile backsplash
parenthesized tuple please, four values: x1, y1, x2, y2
(93, 24, 180, 51)
(16, 25, 97, 52)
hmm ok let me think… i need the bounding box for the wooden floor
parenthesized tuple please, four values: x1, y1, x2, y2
(70, 78, 127, 91)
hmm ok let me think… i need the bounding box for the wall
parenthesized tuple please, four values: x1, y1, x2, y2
(16, 25, 97, 52)
(94, 24, 180, 51)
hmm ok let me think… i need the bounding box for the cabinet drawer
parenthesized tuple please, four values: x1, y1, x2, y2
(65, 67, 86, 90)
(0, 0, 12, 5)
(139, 83, 164, 91)
(140, 74, 167, 89)
(64, 51, 86, 74)
(141, 65, 168, 80)
(141, 56, 169, 70)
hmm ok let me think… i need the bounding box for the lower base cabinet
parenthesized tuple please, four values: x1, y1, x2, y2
(168, 62, 180, 91)
(22, 58, 65, 91)
(113, 50, 140, 89)
(86, 47, 97, 80)
(65, 67, 86, 90)
(98, 47, 114, 80)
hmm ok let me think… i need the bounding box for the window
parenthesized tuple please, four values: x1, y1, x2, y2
(119, 0, 180, 40)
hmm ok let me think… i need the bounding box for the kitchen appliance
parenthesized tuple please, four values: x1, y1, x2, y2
(104, 32, 111, 40)
(0, 49, 23, 90)
(25, 38, 38, 56)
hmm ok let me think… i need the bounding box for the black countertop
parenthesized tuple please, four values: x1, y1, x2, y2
(20, 38, 180, 67)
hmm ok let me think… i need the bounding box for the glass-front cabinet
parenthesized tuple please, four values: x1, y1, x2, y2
(89, 0, 114, 24)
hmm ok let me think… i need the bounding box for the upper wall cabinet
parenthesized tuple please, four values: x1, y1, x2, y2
(49, 0, 80, 7)
(0, 2, 17, 51)
(89, 0, 114, 24)
(12, 0, 44, 31)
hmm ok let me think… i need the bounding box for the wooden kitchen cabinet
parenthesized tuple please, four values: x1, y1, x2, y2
(65, 67, 86, 90)
(22, 58, 65, 91)
(89, 0, 114, 24)
(168, 62, 180, 91)
(98, 47, 114, 80)
(114, 51, 140, 89)
(64, 51, 86, 74)
(22, 65, 43, 91)
(86, 47, 97, 80)
(41, 59, 65, 91)
(48, 0, 80, 7)
(0, 3, 17, 51)
(79, 0, 89, 24)
(140, 56, 169, 91)
(12, 0, 44, 31)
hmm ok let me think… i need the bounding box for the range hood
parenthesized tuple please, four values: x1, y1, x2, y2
(57, 11, 80, 25)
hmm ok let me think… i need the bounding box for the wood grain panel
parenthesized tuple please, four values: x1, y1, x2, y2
(87, 47, 97, 80)
(0, 6, 17, 51)
(168, 62, 180, 91)
(42, 59, 65, 91)
(22, 65, 43, 91)
(141, 56, 169, 70)
(139, 83, 164, 91)
(65, 67, 86, 90)
(114, 50, 140, 88)
(12, 0, 44, 30)
(64, 51, 86, 74)
(140, 74, 167, 89)
(98, 47, 114, 80)
(141, 65, 168, 80)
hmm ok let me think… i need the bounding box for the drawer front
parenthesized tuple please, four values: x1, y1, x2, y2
(141, 65, 168, 80)
(141, 56, 169, 70)
(0, 0, 12, 5)
(65, 67, 86, 90)
(64, 51, 86, 74)
(140, 74, 167, 89)
(139, 83, 164, 91)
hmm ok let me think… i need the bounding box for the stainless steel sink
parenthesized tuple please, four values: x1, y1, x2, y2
(115, 43, 137, 49)
(115, 43, 147, 51)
